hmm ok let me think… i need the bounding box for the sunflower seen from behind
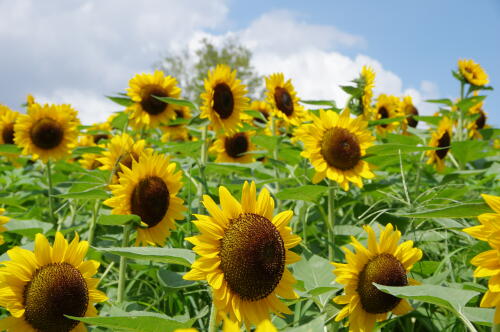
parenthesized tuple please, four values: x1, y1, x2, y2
(360, 66, 375, 119)
(184, 181, 301, 327)
(0, 232, 107, 332)
(200, 64, 248, 133)
(104, 152, 186, 246)
(160, 106, 192, 142)
(295, 109, 375, 191)
(265, 73, 305, 126)
(333, 223, 422, 332)
(126, 70, 181, 130)
(426, 117, 452, 171)
(463, 194, 500, 323)
(97, 133, 152, 183)
(458, 59, 489, 87)
(210, 131, 256, 163)
(374, 94, 401, 135)
(14, 103, 79, 163)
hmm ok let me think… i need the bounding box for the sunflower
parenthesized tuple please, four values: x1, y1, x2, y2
(184, 181, 301, 327)
(104, 152, 186, 246)
(244, 101, 271, 126)
(295, 109, 375, 190)
(467, 100, 488, 139)
(426, 117, 452, 171)
(97, 133, 152, 183)
(400, 95, 419, 132)
(333, 223, 422, 332)
(26, 94, 36, 108)
(360, 66, 375, 119)
(374, 94, 401, 135)
(200, 65, 248, 133)
(14, 103, 79, 163)
(0, 104, 12, 117)
(0, 208, 9, 245)
(126, 70, 181, 130)
(85, 122, 112, 145)
(458, 59, 489, 86)
(209, 131, 256, 164)
(0, 107, 19, 145)
(265, 73, 305, 126)
(78, 152, 103, 170)
(0, 232, 108, 332)
(463, 194, 500, 323)
(160, 106, 192, 142)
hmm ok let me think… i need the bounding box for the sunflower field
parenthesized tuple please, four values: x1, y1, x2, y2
(0, 59, 498, 332)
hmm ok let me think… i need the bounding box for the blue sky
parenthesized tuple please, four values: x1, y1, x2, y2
(0, 0, 498, 126)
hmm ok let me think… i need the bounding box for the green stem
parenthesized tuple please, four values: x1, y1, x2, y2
(413, 152, 425, 202)
(117, 224, 132, 303)
(270, 116, 281, 209)
(88, 199, 101, 246)
(327, 182, 336, 261)
(207, 300, 217, 332)
(46, 160, 56, 224)
(200, 125, 208, 166)
(457, 81, 465, 141)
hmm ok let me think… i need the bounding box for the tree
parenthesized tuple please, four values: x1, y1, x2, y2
(156, 37, 262, 105)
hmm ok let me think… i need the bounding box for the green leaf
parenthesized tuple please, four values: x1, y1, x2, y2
(107, 96, 134, 107)
(340, 85, 362, 97)
(294, 255, 337, 308)
(398, 202, 493, 218)
(72, 146, 105, 155)
(56, 189, 109, 200)
(276, 185, 329, 203)
(0, 144, 21, 154)
(252, 135, 280, 151)
(94, 247, 195, 267)
(287, 315, 326, 332)
(375, 284, 479, 329)
(300, 100, 336, 107)
(366, 143, 436, 157)
(451, 140, 490, 165)
(97, 214, 141, 226)
(111, 112, 129, 129)
(67, 310, 202, 332)
(425, 98, 453, 106)
(153, 96, 197, 110)
(462, 307, 494, 327)
(157, 269, 195, 289)
(6, 219, 52, 238)
(457, 95, 486, 112)
(414, 116, 441, 126)
(243, 109, 267, 122)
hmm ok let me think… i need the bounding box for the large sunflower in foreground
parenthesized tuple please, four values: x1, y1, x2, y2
(14, 103, 79, 163)
(126, 70, 181, 130)
(458, 59, 489, 86)
(400, 95, 419, 133)
(374, 94, 401, 135)
(0, 232, 107, 332)
(209, 131, 256, 163)
(333, 223, 422, 332)
(360, 66, 375, 119)
(265, 73, 305, 126)
(200, 65, 248, 133)
(184, 182, 301, 327)
(463, 194, 500, 323)
(426, 117, 452, 172)
(160, 106, 192, 142)
(97, 133, 152, 183)
(295, 109, 375, 190)
(104, 152, 186, 246)
(0, 208, 9, 245)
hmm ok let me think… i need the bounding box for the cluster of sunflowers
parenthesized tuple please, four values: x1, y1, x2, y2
(0, 58, 497, 332)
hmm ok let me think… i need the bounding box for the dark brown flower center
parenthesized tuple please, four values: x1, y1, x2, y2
(118, 152, 139, 172)
(378, 106, 389, 128)
(357, 253, 408, 314)
(436, 131, 450, 159)
(23, 262, 89, 332)
(254, 109, 270, 125)
(224, 133, 249, 159)
(131, 176, 170, 228)
(2, 122, 15, 144)
(274, 87, 294, 116)
(213, 83, 234, 119)
(407, 106, 419, 128)
(30, 118, 64, 150)
(169, 109, 185, 128)
(220, 213, 285, 301)
(93, 134, 109, 144)
(476, 110, 486, 130)
(141, 88, 168, 115)
(321, 128, 361, 170)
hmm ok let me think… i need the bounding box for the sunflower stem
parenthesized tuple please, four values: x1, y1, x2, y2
(117, 223, 132, 303)
(201, 124, 208, 166)
(207, 300, 217, 332)
(270, 116, 281, 209)
(327, 182, 336, 261)
(88, 199, 101, 246)
(457, 81, 465, 142)
(46, 159, 56, 224)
